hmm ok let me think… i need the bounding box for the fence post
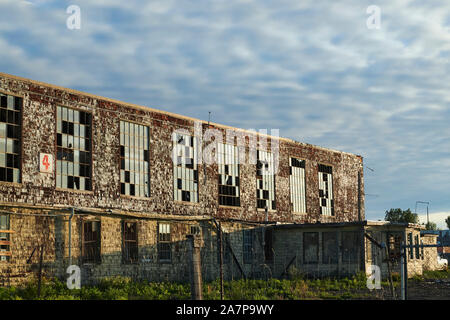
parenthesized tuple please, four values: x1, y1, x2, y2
(37, 244, 44, 298)
(400, 241, 406, 300)
(187, 235, 202, 300)
(218, 221, 224, 300)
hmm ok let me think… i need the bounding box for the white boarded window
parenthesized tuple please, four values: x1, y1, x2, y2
(173, 133, 198, 202)
(218, 143, 240, 206)
(256, 150, 276, 210)
(120, 121, 150, 197)
(290, 158, 306, 213)
(318, 164, 334, 216)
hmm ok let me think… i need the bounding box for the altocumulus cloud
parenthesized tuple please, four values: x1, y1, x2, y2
(1, 0, 450, 226)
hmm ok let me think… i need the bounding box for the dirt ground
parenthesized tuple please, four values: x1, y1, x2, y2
(406, 278, 450, 300)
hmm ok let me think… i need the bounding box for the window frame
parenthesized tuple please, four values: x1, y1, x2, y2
(118, 119, 151, 198)
(0, 91, 23, 185)
(318, 163, 334, 216)
(256, 150, 276, 211)
(157, 222, 172, 263)
(218, 142, 241, 207)
(303, 232, 319, 264)
(122, 220, 138, 264)
(55, 105, 93, 192)
(289, 157, 307, 214)
(243, 229, 253, 264)
(341, 231, 361, 264)
(0, 213, 12, 262)
(322, 231, 338, 264)
(172, 132, 199, 203)
(81, 220, 101, 264)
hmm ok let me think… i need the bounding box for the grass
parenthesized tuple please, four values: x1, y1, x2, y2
(3, 268, 447, 300)
(0, 272, 393, 300)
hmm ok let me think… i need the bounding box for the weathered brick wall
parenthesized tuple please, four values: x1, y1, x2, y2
(422, 234, 439, 271)
(0, 72, 365, 285)
(0, 72, 363, 223)
(271, 225, 363, 278)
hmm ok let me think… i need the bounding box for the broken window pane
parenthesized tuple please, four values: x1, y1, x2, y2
(119, 121, 150, 198)
(56, 106, 92, 190)
(173, 132, 198, 202)
(256, 150, 276, 210)
(218, 143, 240, 207)
(318, 164, 334, 216)
(0, 94, 21, 183)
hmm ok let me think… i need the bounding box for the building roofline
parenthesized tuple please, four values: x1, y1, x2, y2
(273, 220, 425, 230)
(0, 72, 362, 159)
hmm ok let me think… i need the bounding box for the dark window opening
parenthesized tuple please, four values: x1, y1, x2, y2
(243, 229, 253, 264)
(158, 223, 171, 262)
(0, 214, 11, 262)
(322, 232, 338, 264)
(342, 231, 361, 264)
(264, 228, 274, 262)
(122, 221, 138, 264)
(82, 220, 101, 264)
(303, 232, 319, 264)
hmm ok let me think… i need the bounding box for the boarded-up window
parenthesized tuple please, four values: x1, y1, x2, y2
(342, 231, 361, 264)
(243, 229, 253, 264)
(256, 150, 276, 210)
(120, 121, 150, 197)
(173, 133, 198, 202)
(0, 214, 11, 262)
(264, 228, 274, 262)
(158, 223, 171, 262)
(218, 143, 240, 206)
(303, 232, 319, 264)
(289, 158, 306, 213)
(82, 221, 101, 264)
(318, 164, 334, 216)
(322, 232, 338, 264)
(122, 221, 138, 264)
(0, 93, 21, 183)
(56, 106, 92, 190)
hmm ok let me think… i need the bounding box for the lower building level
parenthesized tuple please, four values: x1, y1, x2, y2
(0, 204, 440, 287)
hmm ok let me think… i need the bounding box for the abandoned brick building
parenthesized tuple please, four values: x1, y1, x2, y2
(0, 72, 438, 286)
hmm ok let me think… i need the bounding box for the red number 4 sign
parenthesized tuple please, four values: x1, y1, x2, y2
(40, 153, 53, 173)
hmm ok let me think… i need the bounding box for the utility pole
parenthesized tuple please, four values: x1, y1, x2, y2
(415, 201, 429, 224)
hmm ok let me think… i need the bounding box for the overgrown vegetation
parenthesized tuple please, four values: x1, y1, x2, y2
(0, 272, 401, 300)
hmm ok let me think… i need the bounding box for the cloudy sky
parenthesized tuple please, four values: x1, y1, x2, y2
(1, 0, 449, 228)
